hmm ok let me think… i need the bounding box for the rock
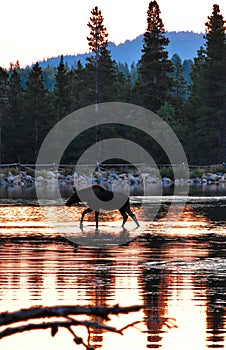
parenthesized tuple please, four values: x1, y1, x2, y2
(36, 175, 45, 183)
(207, 173, 218, 182)
(162, 177, 173, 184)
(47, 171, 56, 179)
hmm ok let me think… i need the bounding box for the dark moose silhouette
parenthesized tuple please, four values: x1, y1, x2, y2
(66, 185, 139, 229)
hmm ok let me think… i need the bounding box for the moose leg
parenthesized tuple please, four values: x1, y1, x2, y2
(125, 207, 140, 228)
(119, 208, 128, 228)
(95, 211, 100, 228)
(80, 208, 93, 228)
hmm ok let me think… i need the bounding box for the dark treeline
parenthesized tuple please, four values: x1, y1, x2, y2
(0, 1, 225, 165)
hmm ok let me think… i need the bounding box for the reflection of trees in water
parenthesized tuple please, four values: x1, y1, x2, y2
(194, 203, 226, 223)
(0, 242, 45, 301)
(1, 210, 226, 350)
(142, 267, 163, 347)
(206, 274, 226, 348)
(201, 243, 226, 349)
(143, 197, 226, 227)
(139, 241, 167, 348)
(72, 248, 115, 348)
(0, 242, 116, 348)
(140, 238, 226, 349)
(27, 245, 44, 300)
(192, 260, 226, 349)
(0, 185, 36, 199)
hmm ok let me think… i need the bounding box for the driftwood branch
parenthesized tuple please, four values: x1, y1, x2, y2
(0, 319, 121, 339)
(0, 304, 143, 327)
(0, 304, 145, 348)
(0, 304, 177, 348)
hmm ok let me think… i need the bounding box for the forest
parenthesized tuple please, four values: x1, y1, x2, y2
(0, 1, 225, 166)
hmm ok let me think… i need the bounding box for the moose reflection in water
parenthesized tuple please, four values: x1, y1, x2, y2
(65, 184, 139, 229)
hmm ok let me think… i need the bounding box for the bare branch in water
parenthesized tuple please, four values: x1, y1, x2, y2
(0, 304, 143, 327)
(0, 304, 145, 348)
(0, 304, 177, 348)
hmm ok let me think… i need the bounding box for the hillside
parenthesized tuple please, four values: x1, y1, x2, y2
(38, 31, 204, 69)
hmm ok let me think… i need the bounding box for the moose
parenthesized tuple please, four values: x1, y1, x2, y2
(65, 185, 139, 229)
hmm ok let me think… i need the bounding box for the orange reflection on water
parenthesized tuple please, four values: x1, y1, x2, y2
(0, 206, 53, 236)
(0, 205, 226, 349)
(160, 273, 207, 350)
(156, 205, 211, 237)
(0, 206, 47, 223)
(155, 244, 207, 350)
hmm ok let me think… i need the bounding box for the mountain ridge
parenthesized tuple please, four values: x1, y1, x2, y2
(37, 31, 205, 69)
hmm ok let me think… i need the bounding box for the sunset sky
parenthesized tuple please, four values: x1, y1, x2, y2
(0, 0, 226, 68)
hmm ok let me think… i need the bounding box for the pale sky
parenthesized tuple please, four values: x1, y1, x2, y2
(0, 0, 226, 68)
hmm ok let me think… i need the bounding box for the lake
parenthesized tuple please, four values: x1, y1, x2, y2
(0, 184, 226, 349)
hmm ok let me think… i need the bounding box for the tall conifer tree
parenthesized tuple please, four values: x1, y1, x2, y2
(24, 62, 51, 161)
(86, 6, 116, 104)
(171, 54, 188, 118)
(205, 4, 226, 160)
(54, 55, 71, 120)
(8, 69, 24, 162)
(135, 1, 173, 112)
(67, 61, 86, 110)
(187, 4, 226, 163)
(0, 67, 9, 163)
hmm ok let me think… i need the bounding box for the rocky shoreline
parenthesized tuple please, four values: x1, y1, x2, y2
(1, 166, 226, 190)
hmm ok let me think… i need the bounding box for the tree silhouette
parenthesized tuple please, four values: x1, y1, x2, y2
(171, 53, 188, 119)
(0, 67, 9, 164)
(135, 0, 173, 112)
(24, 62, 52, 161)
(186, 4, 226, 163)
(7, 69, 24, 162)
(54, 55, 71, 120)
(86, 6, 116, 104)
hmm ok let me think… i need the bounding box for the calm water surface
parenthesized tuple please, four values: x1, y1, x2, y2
(0, 185, 226, 349)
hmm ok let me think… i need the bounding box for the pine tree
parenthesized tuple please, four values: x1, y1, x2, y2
(115, 72, 132, 103)
(67, 60, 88, 110)
(7, 69, 24, 162)
(116, 62, 130, 78)
(24, 62, 51, 162)
(205, 4, 225, 60)
(204, 4, 226, 161)
(0, 67, 9, 163)
(202, 5, 226, 112)
(54, 55, 71, 120)
(87, 6, 108, 55)
(186, 4, 226, 163)
(182, 59, 193, 86)
(86, 6, 117, 104)
(171, 54, 188, 118)
(135, 1, 174, 112)
(130, 62, 138, 84)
